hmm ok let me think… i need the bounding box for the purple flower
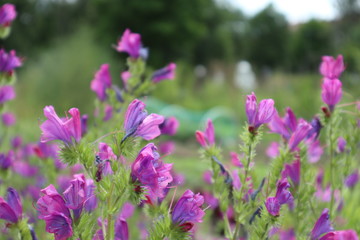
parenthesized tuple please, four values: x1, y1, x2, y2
(288, 119, 312, 151)
(279, 229, 296, 240)
(232, 170, 242, 190)
(63, 174, 86, 211)
(319, 230, 359, 240)
(0, 188, 22, 223)
(0, 150, 13, 169)
(266, 142, 280, 159)
(269, 107, 298, 139)
(344, 170, 359, 189)
(12, 160, 38, 177)
(319, 55, 345, 80)
(84, 179, 97, 212)
(0, 4, 16, 27)
(306, 137, 323, 163)
(91, 64, 112, 101)
(131, 143, 173, 199)
(0, 85, 15, 104)
(246, 92, 276, 131)
(124, 99, 164, 141)
(1, 112, 15, 126)
(95, 143, 115, 182)
(152, 63, 176, 83)
(103, 104, 113, 122)
(11, 136, 22, 149)
(307, 117, 323, 139)
(321, 78, 342, 112)
(172, 189, 205, 230)
(311, 209, 334, 240)
(116, 29, 144, 58)
(81, 114, 88, 136)
(265, 197, 281, 217)
(337, 137, 346, 153)
(114, 216, 129, 240)
(43, 212, 73, 240)
(265, 179, 293, 216)
(282, 159, 300, 186)
(40, 106, 82, 146)
(160, 117, 179, 136)
(0, 49, 22, 73)
(195, 119, 215, 147)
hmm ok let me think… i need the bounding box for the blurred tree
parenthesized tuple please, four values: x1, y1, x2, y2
(1, 0, 88, 57)
(288, 20, 333, 72)
(88, 0, 245, 66)
(245, 4, 289, 73)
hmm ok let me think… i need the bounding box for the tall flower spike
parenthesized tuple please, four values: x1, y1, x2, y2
(171, 189, 205, 231)
(123, 99, 164, 141)
(246, 92, 276, 131)
(90, 64, 112, 101)
(152, 63, 176, 83)
(0, 85, 15, 104)
(40, 106, 82, 146)
(321, 78, 342, 112)
(319, 55, 345, 79)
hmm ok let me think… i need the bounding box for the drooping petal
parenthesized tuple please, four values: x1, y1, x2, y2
(152, 63, 176, 83)
(43, 212, 73, 240)
(172, 190, 205, 225)
(311, 208, 334, 240)
(6, 188, 22, 220)
(0, 197, 18, 223)
(135, 113, 164, 140)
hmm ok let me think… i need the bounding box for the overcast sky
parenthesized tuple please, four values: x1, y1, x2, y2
(224, 0, 337, 23)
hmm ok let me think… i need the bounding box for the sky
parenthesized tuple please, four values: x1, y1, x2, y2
(225, 0, 337, 23)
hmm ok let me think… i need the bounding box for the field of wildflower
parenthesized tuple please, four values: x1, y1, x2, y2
(0, 3, 360, 240)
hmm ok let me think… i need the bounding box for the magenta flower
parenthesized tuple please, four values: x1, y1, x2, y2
(171, 189, 205, 231)
(123, 99, 164, 141)
(160, 116, 179, 136)
(266, 142, 280, 159)
(40, 106, 82, 146)
(288, 119, 312, 151)
(246, 92, 276, 131)
(121, 71, 131, 87)
(0, 4, 16, 27)
(0, 85, 15, 104)
(282, 159, 300, 186)
(279, 229, 296, 240)
(321, 78, 342, 112)
(195, 119, 215, 147)
(0, 188, 22, 223)
(269, 107, 297, 139)
(230, 151, 244, 168)
(265, 179, 293, 216)
(131, 143, 173, 199)
(307, 117, 323, 139)
(319, 230, 359, 240)
(37, 185, 71, 220)
(158, 141, 175, 155)
(311, 209, 334, 240)
(0, 49, 22, 73)
(337, 137, 346, 153)
(306, 137, 323, 163)
(1, 112, 15, 126)
(116, 29, 144, 58)
(319, 55, 345, 80)
(90, 64, 112, 101)
(152, 63, 176, 83)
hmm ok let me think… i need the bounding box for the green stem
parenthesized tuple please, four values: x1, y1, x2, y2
(232, 141, 253, 240)
(106, 182, 115, 240)
(329, 121, 335, 216)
